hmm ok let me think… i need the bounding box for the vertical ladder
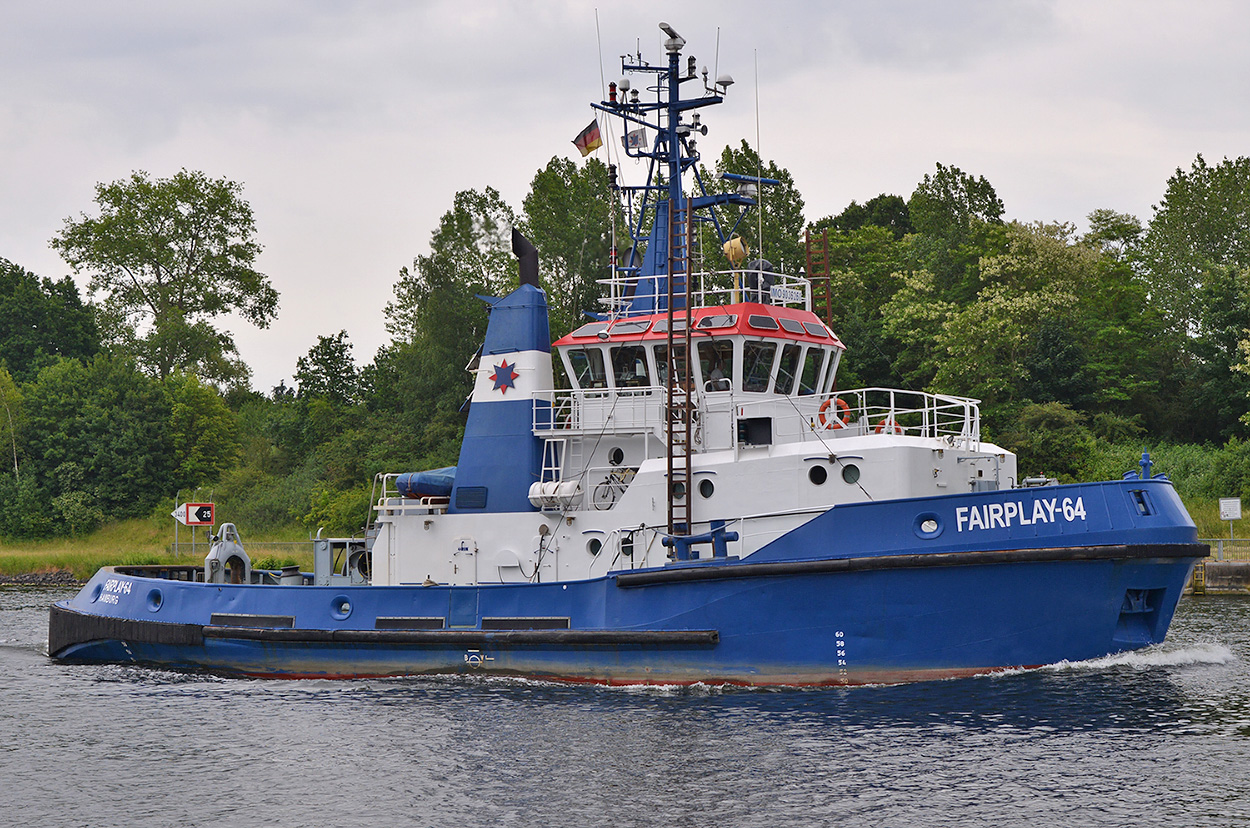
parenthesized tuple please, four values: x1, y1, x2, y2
(666, 201, 694, 539)
(805, 228, 833, 327)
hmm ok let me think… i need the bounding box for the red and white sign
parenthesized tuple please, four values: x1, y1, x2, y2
(172, 502, 214, 526)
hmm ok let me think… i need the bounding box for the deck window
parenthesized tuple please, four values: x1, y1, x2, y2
(802, 321, 830, 338)
(698, 314, 738, 330)
(570, 321, 609, 339)
(747, 314, 780, 330)
(779, 318, 806, 335)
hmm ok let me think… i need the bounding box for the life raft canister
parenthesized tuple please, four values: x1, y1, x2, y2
(818, 397, 851, 429)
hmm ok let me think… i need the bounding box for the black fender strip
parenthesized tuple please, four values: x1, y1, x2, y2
(49, 603, 204, 657)
(614, 543, 1210, 588)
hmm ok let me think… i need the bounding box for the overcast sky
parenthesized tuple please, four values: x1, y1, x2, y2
(3, 1, 1248, 393)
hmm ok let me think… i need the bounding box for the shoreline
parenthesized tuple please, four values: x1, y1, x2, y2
(0, 570, 83, 587)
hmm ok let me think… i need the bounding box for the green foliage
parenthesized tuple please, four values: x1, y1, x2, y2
(816, 194, 913, 240)
(50, 169, 277, 387)
(0, 257, 100, 383)
(521, 157, 618, 337)
(295, 330, 361, 405)
(994, 402, 1096, 482)
(300, 482, 371, 536)
(702, 141, 807, 277)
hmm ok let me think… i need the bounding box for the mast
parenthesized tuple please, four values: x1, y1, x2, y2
(592, 22, 741, 544)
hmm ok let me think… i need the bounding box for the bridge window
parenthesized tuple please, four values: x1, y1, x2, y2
(610, 345, 650, 388)
(698, 341, 735, 392)
(798, 348, 823, 395)
(654, 343, 689, 387)
(775, 343, 801, 394)
(742, 341, 778, 392)
(567, 348, 607, 389)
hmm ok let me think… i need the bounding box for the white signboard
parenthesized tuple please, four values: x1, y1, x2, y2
(1219, 498, 1242, 521)
(171, 502, 215, 526)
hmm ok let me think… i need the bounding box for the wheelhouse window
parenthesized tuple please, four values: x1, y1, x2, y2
(742, 341, 778, 392)
(798, 347, 824, 395)
(654, 343, 690, 387)
(610, 345, 650, 388)
(567, 348, 607, 389)
(775, 343, 801, 394)
(697, 340, 734, 391)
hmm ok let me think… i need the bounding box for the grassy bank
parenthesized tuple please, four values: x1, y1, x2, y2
(0, 518, 314, 581)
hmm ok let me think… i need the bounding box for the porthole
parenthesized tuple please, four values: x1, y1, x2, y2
(588, 538, 603, 556)
(621, 535, 634, 557)
(672, 481, 687, 499)
(913, 512, 944, 539)
(699, 479, 715, 498)
(841, 464, 861, 485)
(808, 465, 828, 485)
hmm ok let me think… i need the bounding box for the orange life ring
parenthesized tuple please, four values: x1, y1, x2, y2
(818, 397, 851, 429)
(874, 417, 903, 434)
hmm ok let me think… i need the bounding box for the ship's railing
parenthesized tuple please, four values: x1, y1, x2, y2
(535, 387, 666, 434)
(597, 267, 811, 317)
(806, 387, 981, 447)
(534, 386, 981, 448)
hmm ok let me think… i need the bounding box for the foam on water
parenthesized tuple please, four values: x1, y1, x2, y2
(1047, 642, 1237, 673)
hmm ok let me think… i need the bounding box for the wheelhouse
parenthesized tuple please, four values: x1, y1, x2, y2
(553, 303, 846, 397)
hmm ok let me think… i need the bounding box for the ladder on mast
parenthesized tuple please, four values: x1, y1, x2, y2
(666, 201, 694, 539)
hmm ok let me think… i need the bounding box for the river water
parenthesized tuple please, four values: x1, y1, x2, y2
(2, 588, 1248, 827)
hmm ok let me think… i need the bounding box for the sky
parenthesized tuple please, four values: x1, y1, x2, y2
(3, 0, 1249, 394)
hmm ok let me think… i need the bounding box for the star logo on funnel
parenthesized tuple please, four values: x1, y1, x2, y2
(490, 360, 519, 394)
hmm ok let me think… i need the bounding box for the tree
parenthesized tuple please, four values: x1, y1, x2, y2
(701, 141, 807, 277)
(375, 188, 520, 464)
(51, 169, 278, 387)
(906, 163, 1006, 301)
(295, 330, 361, 405)
(0, 257, 100, 382)
(0, 367, 20, 479)
(816, 194, 913, 240)
(20, 356, 175, 526)
(908, 162, 1005, 243)
(1140, 155, 1250, 439)
(522, 157, 617, 337)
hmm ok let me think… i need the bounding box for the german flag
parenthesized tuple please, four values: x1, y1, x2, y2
(572, 119, 603, 157)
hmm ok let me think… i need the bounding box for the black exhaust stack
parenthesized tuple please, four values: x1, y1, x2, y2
(512, 228, 540, 288)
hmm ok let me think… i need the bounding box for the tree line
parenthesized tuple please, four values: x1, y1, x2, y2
(3, 150, 1250, 540)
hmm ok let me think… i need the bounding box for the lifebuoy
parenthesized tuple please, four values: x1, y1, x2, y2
(818, 397, 851, 429)
(874, 417, 903, 434)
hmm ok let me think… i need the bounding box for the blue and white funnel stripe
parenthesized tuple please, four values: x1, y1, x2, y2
(450, 280, 554, 514)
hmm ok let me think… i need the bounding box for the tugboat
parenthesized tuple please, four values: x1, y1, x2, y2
(49, 23, 1206, 685)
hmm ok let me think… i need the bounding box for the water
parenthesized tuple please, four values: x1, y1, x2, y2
(3, 589, 1249, 828)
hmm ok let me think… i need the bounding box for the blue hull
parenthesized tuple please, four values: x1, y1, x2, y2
(49, 480, 1205, 685)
